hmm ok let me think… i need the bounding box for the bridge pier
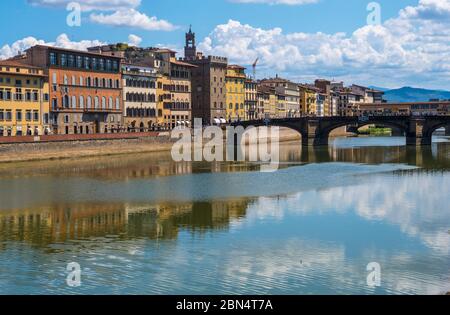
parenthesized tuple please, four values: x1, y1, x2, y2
(302, 135, 328, 147)
(406, 118, 432, 146)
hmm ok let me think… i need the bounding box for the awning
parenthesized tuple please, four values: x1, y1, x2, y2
(220, 118, 227, 124)
(16, 126, 22, 131)
(185, 121, 190, 125)
(214, 118, 221, 125)
(176, 121, 182, 125)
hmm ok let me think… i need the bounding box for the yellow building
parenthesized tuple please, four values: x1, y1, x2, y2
(226, 65, 246, 121)
(157, 75, 170, 129)
(275, 92, 286, 118)
(0, 60, 50, 136)
(299, 84, 319, 116)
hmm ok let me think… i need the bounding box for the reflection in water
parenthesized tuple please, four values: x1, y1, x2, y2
(0, 136, 449, 295)
(0, 137, 449, 180)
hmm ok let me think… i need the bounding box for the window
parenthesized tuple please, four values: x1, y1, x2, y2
(91, 58, 97, 70)
(33, 91, 39, 101)
(79, 77, 84, 86)
(15, 88, 22, 101)
(102, 97, 106, 109)
(99, 59, 105, 71)
(0, 110, 3, 121)
(94, 96, 99, 109)
(109, 97, 113, 109)
(61, 54, 67, 67)
(63, 95, 69, 108)
(79, 96, 84, 109)
(106, 60, 112, 71)
(50, 52, 57, 65)
(6, 110, 12, 121)
(25, 90, 32, 101)
(68, 55, 75, 67)
(16, 110, 22, 122)
(76, 56, 83, 68)
(33, 110, 39, 122)
(64, 115, 69, 123)
(64, 75, 68, 85)
(72, 96, 77, 109)
(26, 110, 32, 121)
(84, 57, 90, 70)
(72, 76, 76, 86)
(116, 98, 120, 110)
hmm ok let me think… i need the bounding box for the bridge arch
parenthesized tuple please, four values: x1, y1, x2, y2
(320, 120, 409, 140)
(425, 122, 450, 138)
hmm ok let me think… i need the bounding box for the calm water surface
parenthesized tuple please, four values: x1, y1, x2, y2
(0, 136, 449, 295)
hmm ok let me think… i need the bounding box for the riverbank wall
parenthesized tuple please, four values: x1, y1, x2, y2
(0, 127, 351, 163)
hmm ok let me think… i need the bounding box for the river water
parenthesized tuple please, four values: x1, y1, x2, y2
(0, 136, 449, 295)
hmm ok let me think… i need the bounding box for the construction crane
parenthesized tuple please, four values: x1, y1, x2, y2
(252, 58, 259, 80)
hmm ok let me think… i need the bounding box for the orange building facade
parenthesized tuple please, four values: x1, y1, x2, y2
(17, 46, 123, 135)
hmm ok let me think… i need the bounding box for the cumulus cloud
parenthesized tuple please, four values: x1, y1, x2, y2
(27, 0, 141, 11)
(230, 0, 319, 5)
(90, 9, 177, 31)
(128, 34, 142, 46)
(199, 0, 450, 89)
(27, 0, 177, 31)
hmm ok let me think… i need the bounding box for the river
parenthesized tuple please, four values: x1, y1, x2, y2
(0, 136, 449, 295)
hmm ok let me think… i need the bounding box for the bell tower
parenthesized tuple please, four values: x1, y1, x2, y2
(184, 25, 196, 60)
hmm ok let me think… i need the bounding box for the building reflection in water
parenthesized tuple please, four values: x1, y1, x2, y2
(0, 200, 251, 249)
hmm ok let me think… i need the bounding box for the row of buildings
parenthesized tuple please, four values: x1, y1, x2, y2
(0, 27, 386, 137)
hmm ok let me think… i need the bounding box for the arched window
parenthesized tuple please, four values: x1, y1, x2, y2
(126, 93, 130, 102)
(109, 97, 113, 109)
(95, 96, 99, 109)
(94, 78, 99, 87)
(102, 97, 106, 109)
(79, 96, 84, 109)
(72, 95, 77, 109)
(79, 76, 84, 86)
(116, 98, 120, 110)
(102, 78, 106, 88)
(109, 79, 113, 88)
(63, 95, 70, 108)
(64, 75, 68, 85)
(116, 80, 120, 88)
(87, 96, 92, 109)
(72, 76, 76, 86)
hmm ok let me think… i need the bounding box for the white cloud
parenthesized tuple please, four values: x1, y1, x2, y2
(27, 0, 141, 11)
(27, 0, 177, 32)
(230, 0, 319, 5)
(0, 33, 143, 60)
(90, 9, 177, 31)
(128, 34, 142, 46)
(199, 0, 450, 89)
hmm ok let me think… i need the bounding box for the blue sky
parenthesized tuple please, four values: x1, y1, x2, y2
(1, 0, 449, 90)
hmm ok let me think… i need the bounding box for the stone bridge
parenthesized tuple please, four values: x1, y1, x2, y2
(233, 115, 450, 146)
